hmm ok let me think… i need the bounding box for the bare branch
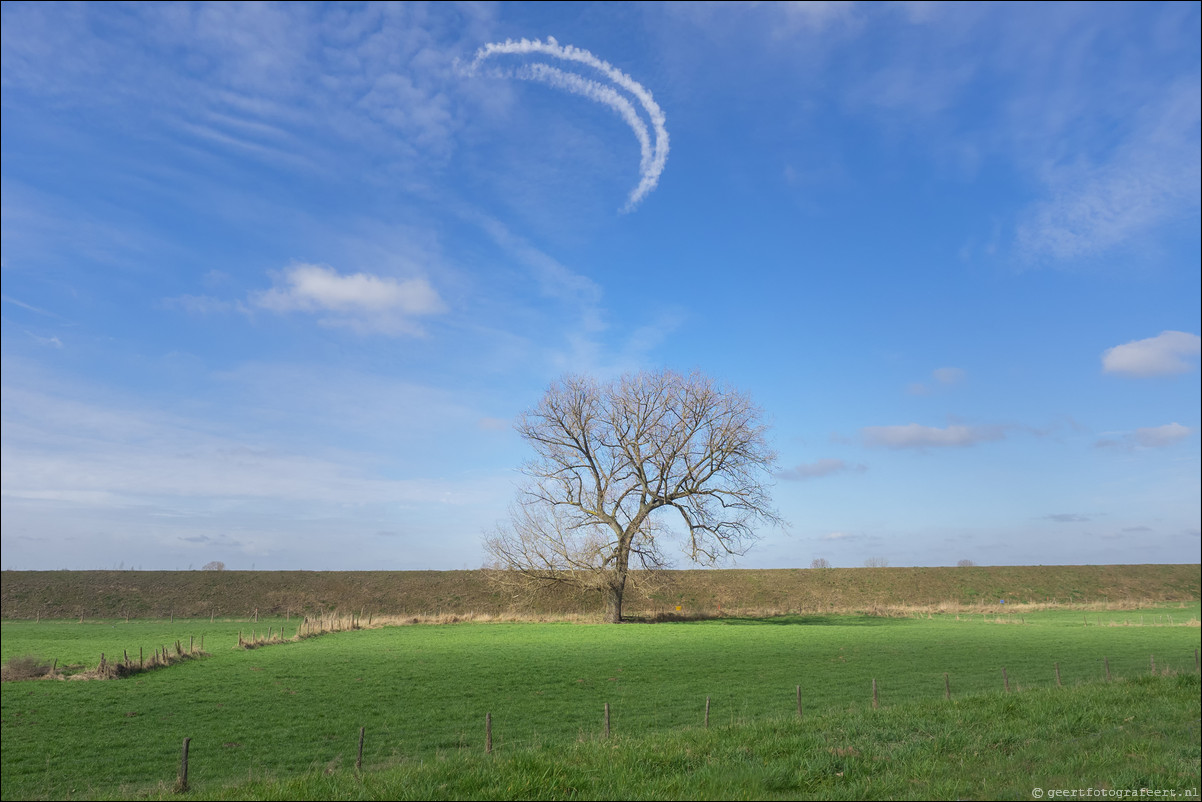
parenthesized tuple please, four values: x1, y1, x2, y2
(485, 369, 781, 622)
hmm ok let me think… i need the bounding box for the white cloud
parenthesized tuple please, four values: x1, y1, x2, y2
(1102, 331, 1201, 377)
(465, 37, 670, 211)
(820, 531, 856, 541)
(862, 423, 1007, 449)
(254, 263, 446, 336)
(1096, 422, 1192, 450)
(777, 458, 865, 481)
(1133, 423, 1192, 448)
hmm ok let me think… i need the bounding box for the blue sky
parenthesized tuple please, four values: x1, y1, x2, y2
(2, 1, 1199, 571)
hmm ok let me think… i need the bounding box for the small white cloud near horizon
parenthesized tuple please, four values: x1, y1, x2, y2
(1102, 331, 1201, 377)
(1096, 422, 1193, 450)
(862, 422, 1007, 449)
(777, 458, 866, 481)
(465, 36, 669, 211)
(254, 263, 446, 336)
(820, 531, 856, 541)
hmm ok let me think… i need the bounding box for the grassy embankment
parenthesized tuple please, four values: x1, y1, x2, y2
(2, 564, 1198, 620)
(2, 602, 1199, 800)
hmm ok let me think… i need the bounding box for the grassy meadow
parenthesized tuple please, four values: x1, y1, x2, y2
(154, 672, 1202, 801)
(2, 600, 1199, 800)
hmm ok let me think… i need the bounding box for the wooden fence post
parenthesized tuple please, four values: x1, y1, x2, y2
(796, 685, 803, 719)
(944, 672, 950, 700)
(486, 713, 492, 754)
(176, 737, 190, 792)
(356, 726, 365, 772)
(705, 696, 710, 729)
(872, 679, 879, 709)
(1055, 662, 1061, 687)
(604, 702, 611, 739)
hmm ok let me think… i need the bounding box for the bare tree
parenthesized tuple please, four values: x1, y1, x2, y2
(485, 370, 781, 622)
(863, 556, 890, 568)
(956, 559, 976, 567)
(201, 561, 226, 571)
(810, 557, 832, 570)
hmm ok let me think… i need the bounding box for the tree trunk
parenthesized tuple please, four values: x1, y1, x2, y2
(604, 561, 630, 623)
(605, 542, 632, 623)
(605, 583, 624, 623)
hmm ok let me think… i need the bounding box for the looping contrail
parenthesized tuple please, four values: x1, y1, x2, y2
(465, 36, 669, 211)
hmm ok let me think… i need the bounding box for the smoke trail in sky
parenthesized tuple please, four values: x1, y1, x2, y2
(466, 37, 669, 211)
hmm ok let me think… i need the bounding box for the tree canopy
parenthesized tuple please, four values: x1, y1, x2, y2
(485, 369, 781, 622)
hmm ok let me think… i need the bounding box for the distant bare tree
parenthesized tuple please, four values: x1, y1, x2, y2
(485, 370, 782, 623)
(957, 559, 976, 567)
(863, 557, 890, 568)
(201, 561, 226, 571)
(810, 557, 832, 570)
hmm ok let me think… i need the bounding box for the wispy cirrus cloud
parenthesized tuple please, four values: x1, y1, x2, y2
(2, 295, 59, 318)
(1102, 331, 1201, 377)
(907, 366, 965, 395)
(862, 422, 1007, 449)
(253, 263, 446, 336)
(1, 3, 485, 177)
(464, 36, 669, 211)
(1016, 80, 1201, 263)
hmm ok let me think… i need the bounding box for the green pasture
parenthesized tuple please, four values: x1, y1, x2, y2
(2, 603, 1199, 800)
(151, 673, 1201, 801)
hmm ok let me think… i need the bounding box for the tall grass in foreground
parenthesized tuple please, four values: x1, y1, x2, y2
(136, 673, 1201, 801)
(2, 607, 1198, 800)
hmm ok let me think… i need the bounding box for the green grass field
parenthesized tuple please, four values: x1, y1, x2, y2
(2, 603, 1199, 800)
(148, 673, 1202, 801)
